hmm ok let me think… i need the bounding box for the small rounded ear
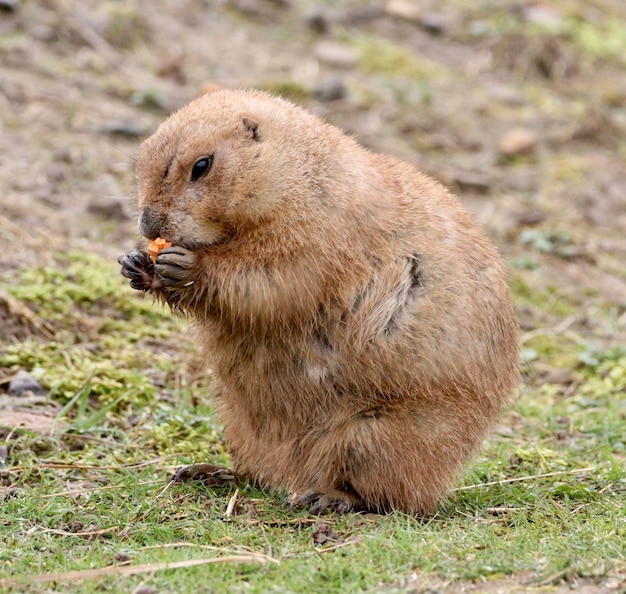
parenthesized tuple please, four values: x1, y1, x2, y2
(242, 116, 260, 141)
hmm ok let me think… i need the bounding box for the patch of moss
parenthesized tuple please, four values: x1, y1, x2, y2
(567, 353, 626, 455)
(139, 403, 229, 461)
(353, 35, 441, 81)
(522, 334, 580, 371)
(2, 339, 159, 405)
(465, 6, 626, 68)
(0, 252, 185, 409)
(258, 80, 311, 104)
(520, 229, 578, 259)
(578, 348, 626, 396)
(510, 273, 578, 318)
(569, 18, 626, 63)
(4, 251, 175, 336)
(510, 446, 568, 473)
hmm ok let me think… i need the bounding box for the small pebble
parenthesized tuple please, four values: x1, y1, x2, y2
(522, 4, 563, 27)
(313, 78, 347, 102)
(133, 587, 158, 594)
(515, 207, 545, 226)
(306, 5, 331, 34)
(46, 163, 68, 183)
(385, 0, 421, 22)
(314, 41, 360, 69)
(499, 128, 538, 156)
(101, 119, 150, 139)
(0, 0, 19, 12)
(449, 170, 491, 194)
(9, 370, 47, 397)
(0, 445, 8, 478)
(419, 12, 447, 35)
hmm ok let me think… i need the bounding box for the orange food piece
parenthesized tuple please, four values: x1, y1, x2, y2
(148, 237, 173, 262)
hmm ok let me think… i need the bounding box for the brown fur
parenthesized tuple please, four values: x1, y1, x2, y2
(126, 89, 519, 515)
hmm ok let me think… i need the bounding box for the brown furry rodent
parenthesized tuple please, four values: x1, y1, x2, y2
(118, 89, 519, 515)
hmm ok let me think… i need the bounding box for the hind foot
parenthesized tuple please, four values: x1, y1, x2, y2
(286, 488, 364, 515)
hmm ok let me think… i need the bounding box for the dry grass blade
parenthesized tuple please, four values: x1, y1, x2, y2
(40, 479, 162, 499)
(0, 554, 279, 587)
(0, 288, 55, 338)
(141, 542, 253, 553)
(453, 467, 595, 492)
(40, 526, 120, 538)
(19, 455, 181, 472)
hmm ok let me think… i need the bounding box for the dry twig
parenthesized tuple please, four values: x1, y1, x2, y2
(225, 488, 239, 518)
(0, 554, 278, 588)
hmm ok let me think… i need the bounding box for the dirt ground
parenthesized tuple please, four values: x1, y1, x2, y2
(0, 0, 625, 591)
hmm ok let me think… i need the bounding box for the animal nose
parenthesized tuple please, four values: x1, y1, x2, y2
(139, 207, 162, 239)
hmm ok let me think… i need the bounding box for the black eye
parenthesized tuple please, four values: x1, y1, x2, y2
(191, 156, 213, 181)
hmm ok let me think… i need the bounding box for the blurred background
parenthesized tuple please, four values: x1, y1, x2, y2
(1, 0, 625, 404)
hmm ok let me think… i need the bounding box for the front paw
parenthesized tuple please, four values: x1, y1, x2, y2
(154, 246, 196, 289)
(118, 249, 160, 291)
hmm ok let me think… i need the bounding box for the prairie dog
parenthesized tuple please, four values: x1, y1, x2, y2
(118, 89, 519, 515)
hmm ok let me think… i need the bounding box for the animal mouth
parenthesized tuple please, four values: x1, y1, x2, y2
(142, 218, 233, 252)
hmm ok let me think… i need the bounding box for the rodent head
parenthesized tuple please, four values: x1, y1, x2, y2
(135, 89, 329, 250)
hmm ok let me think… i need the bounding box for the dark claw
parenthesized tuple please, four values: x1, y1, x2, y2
(311, 496, 354, 515)
(334, 499, 353, 514)
(299, 492, 322, 507)
(288, 490, 357, 515)
(118, 249, 155, 291)
(129, 248, 153, 269)
(285, 491, 316, 511)
(118, 249, 153, 277)
(129, 278, 149, 291)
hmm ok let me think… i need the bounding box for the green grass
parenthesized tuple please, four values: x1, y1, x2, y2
(0, 254, 624, 593)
